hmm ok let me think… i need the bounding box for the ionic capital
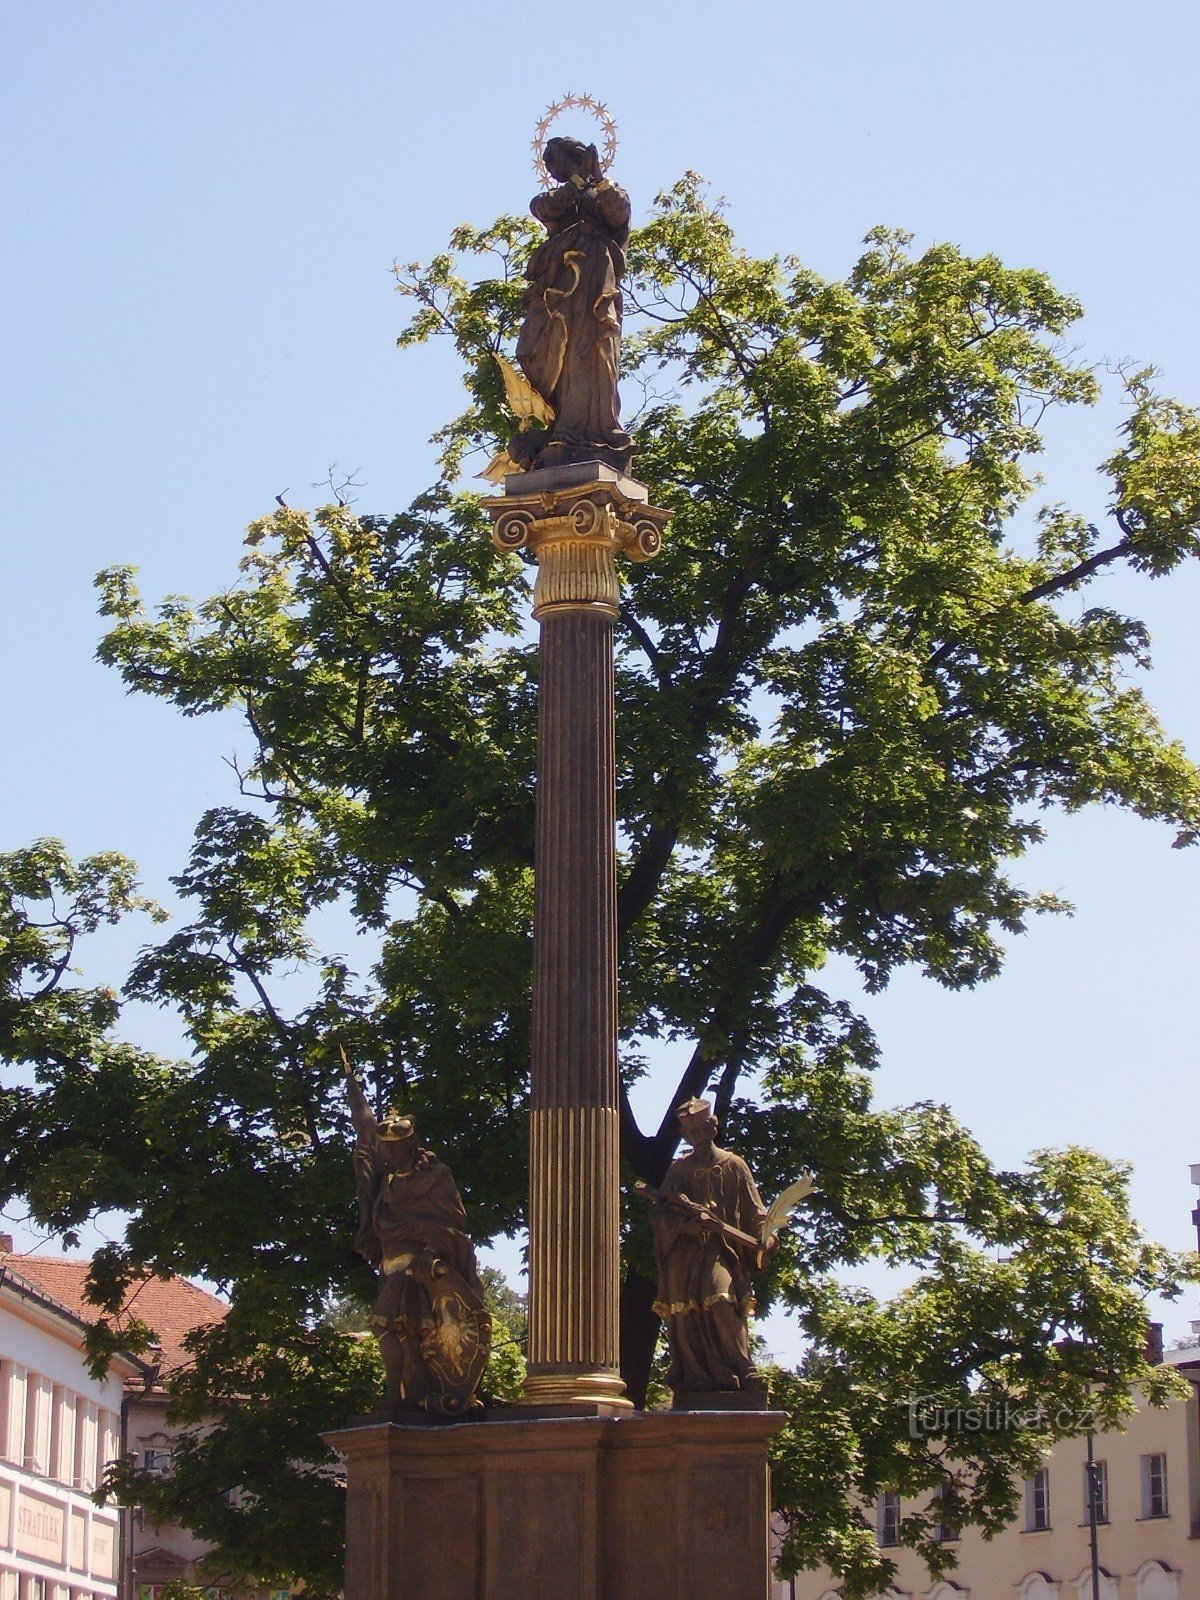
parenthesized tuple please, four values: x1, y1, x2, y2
(486, 478, 668, 620)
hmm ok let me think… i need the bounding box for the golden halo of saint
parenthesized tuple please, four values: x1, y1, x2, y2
(531, 93, 619, 190)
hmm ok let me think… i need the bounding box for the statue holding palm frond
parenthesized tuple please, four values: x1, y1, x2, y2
(644, 1097, 815, 1407)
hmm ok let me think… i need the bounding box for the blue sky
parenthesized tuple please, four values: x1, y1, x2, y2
(2, 1, 1198, 1349)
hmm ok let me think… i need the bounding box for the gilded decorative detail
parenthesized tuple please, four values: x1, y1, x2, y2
(530, 514, 622, 616)
(530, 93, 620, 190)
(523, 1103, 629, 1407)
(486, 477, 668, 618)
(520, 1370, 630, 1406)
(491, 505, 535, 550)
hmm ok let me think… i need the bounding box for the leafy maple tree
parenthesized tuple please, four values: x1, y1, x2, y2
(3, 176, 1200, 1596)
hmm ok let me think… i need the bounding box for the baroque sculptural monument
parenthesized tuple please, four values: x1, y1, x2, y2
(326, 98, 788, 1600)
(344, 1061, 491, 1417)
(509, 133, 634, 472)
(648, 1098, 777, 1408)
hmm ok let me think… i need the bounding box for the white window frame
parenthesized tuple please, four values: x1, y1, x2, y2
(877, 1490, 901, 1546)
(1025, 1466, 1051, 1531)
(1140, 1451, 1168, 1519)
(1082, 1457, 1108, 1524)
(932, 1484, 959, 1543)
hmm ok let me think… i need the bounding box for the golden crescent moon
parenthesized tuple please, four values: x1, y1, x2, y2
(531, 93, 619, 190)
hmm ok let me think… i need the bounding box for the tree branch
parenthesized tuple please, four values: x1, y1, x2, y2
(242, 690, 309, 791)
(617, 819, 681, 938)
(619, 605, 665, 680)
(353, 655, 370, 744)
(676, 263, 770, 430)
(616, 512, 790, 941)
(618, 1082, 654, 1172)
(301, 532, 377, 624)
(648, 876, 815, 1167)
(1016, 536, 1132, 605)
(228, 944, 323, 1151)
(925, 534, 1135, 673)
(30, 933, 77, 1000)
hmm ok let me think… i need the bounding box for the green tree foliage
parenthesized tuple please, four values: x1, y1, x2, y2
(478, 1264, 528, 1405)
(4, 177, 1200, 1595)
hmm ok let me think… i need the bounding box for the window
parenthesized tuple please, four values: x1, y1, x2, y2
(141, 1448, 171, 1476)
(48, 1385, 71, 1484)
(877, 1491, 901, 1546)
(1025, 1467, 1051, 1530)
(23, 1374, 47, 1473)
(73, 1402, 96, 1491)
(1083, 1457, 1109, 1524)
(1141, 1452, 1168, 1518)
(0, 1361, 20, 1462)
(932, 1486, 958, 1543)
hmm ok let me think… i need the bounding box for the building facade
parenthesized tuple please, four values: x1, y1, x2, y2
(784, 1353, 1200, 1600)
(1, 1250, 138, 1600)
(1, 1242, 229, 1600)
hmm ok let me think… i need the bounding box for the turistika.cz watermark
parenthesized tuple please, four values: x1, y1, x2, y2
(906, 1396, 1096, 1439)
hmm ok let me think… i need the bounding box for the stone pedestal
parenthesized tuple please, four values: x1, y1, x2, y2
(325, 1409, 783, 1600)
(486, 467, 669, 1411)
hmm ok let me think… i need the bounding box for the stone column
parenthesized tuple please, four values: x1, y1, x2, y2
(488, 466, 667, 1411)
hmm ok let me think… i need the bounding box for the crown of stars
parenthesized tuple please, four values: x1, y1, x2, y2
(531, 93, 619, 189)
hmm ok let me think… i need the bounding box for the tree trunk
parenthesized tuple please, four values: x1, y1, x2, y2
(619, 1267, 661, 1409)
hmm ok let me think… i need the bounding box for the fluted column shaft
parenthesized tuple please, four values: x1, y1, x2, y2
(486, 477, 666, 1411)
(523, 606, 626, 1405)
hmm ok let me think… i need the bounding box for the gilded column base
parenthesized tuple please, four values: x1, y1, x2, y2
(519, 1370, 632, 1410)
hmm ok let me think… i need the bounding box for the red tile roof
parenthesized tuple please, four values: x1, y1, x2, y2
(1, 1251, 227, 1379)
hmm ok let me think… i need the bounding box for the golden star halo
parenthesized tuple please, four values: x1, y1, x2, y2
(531, 93, 619, 189)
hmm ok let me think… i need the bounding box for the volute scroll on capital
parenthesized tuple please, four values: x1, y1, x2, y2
(488, 485, 666, 555)
(486, 479, 668, 617)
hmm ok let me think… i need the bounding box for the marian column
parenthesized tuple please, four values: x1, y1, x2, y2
(489, 473, 666, 1409)
(330, 114, 781, 1600)
(484, 117, 669, 1409)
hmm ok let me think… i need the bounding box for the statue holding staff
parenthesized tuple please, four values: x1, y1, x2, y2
(343, 1055, 491, 1416)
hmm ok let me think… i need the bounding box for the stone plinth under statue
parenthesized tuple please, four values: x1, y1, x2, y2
(325, 1409, 783, 1600)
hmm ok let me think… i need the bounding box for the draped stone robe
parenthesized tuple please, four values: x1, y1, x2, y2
(353, 1140, 482, 1335)
(650, 1144, 769, 1398)
(515, 176, 634, 468)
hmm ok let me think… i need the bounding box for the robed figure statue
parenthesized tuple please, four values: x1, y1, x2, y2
(344, 1064, 490, 1416)
(648, 1098, 777, 1407)
(511, 134, 634, 472)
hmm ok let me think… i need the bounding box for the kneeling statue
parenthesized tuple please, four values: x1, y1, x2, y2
(344, 1060, 490, 1416)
